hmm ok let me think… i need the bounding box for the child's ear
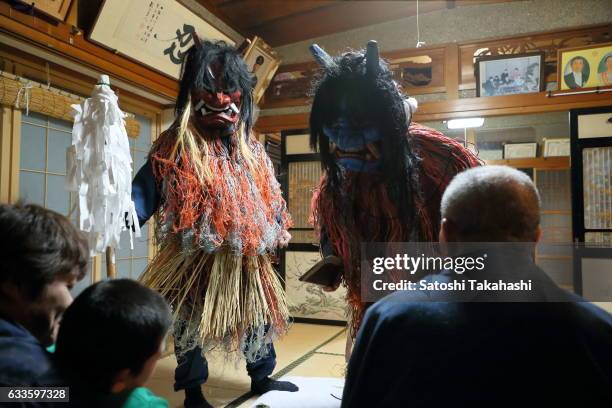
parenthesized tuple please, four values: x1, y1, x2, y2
(110, 368, 132, 394)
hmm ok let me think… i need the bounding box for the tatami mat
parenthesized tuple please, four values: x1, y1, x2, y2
(282, 353, 346, 378)
(316, 332, 347, 356)
(146, 323, 347, 408)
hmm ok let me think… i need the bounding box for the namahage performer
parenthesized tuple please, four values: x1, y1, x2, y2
(131, 38, 297, 408)
(308, 41, 482, 339)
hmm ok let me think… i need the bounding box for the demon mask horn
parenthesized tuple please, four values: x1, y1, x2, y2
(365, 40, 379, 77)
(309, 44, 336, 70)
(191, 31, 202, 50)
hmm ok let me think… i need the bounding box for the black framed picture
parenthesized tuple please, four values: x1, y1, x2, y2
(475, 52, 545, 97)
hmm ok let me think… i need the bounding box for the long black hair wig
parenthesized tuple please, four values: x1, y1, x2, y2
(309, 41, 420, 234)
(176, 39, 256, 135)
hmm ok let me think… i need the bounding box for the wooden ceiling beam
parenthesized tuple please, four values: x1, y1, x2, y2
(249, 1, 451, 47)
(190, 0, 250, 39)
(255, 91, 612, 133)
(223, 1, 339, 31)
(0, 44, 166, 115)
(200, 0, 519, 47)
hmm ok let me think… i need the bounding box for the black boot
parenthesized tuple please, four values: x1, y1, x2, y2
(184, 386, 213, 408)
(251, 377, 299, 394)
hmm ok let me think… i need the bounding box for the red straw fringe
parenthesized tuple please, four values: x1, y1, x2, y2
(150, 126, 292, 256)
(311, 123, 482, 334)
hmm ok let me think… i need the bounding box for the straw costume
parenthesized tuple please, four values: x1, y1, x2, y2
(308, 41, 482, 337)
(132, 38, 297, 408)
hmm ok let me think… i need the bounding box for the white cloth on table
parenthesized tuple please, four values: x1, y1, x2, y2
(250, 376, 343, 408)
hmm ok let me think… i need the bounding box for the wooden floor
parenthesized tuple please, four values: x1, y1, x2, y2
(146, 323, 347, 408)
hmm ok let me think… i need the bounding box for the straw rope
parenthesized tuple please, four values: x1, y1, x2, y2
(140, 237, 290, 362)
(0, 71, 140, 137)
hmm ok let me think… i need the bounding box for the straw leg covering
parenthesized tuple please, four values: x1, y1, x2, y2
(139, 238, 290, 363)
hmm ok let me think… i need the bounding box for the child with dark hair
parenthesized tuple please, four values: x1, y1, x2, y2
(0, 202, 88, 387)
(54, 279, 172, 407)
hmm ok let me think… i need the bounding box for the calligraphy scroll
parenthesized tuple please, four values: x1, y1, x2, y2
(90, 0, 235, 79)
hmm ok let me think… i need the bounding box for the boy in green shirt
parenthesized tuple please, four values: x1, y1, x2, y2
(123, 386, 168, 408)
(54, 279, 172, 407)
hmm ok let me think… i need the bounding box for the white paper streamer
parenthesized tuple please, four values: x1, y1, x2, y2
(66, 75, 141, 258)
(14, 81, 33, 116)
(404, 97, 418, 123)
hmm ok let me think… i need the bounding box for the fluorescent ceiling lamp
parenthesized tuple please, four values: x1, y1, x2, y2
(446, 117, 485, 129)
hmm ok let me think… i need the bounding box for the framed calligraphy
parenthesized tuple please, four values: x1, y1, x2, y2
(89, 0, 235, 79)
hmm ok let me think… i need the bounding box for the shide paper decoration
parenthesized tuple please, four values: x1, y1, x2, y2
(66, 75, 140, 260)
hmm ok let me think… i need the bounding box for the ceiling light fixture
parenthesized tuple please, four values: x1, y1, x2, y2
(446, 117, 485, 129)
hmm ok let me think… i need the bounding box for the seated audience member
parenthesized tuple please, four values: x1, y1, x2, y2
(342, 166, 612, 407)
(0, 203, 87, 386)
(54, 279, 172, 407)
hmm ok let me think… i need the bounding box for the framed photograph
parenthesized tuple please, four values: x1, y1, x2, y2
(388, 47, 446, 95)
(543, 138, 570, 157)
(243, 37, 281, 103)
(504, 142, 538, 159)
(89, 0, 234, 79)
(263, 65, 316, 108)
(475, 52, 545, 97)
(558, 42, 612, 90)
(478, 149, 504, 161)
(14, 0, 73, 21)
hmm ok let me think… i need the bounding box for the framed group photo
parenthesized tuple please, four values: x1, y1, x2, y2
(558, 42, 612, 90)
(475, 52, 545, 97)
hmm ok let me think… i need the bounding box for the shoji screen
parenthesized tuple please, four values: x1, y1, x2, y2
(19, 112, 154, 293)
(281, 130, 346, 325)
(570, 106, 612, 301)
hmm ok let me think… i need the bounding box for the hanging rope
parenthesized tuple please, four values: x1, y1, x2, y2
(14, 79, 32, 115)
(0, 70, 141, 137)
(416, 0, 426, 48)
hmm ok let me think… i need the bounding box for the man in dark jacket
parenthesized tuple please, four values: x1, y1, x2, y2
(342, 166, 612, 407)
(0, 203, 87, 387)
(564, 56, 590, 88)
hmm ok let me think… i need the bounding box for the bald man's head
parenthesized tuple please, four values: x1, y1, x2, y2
(440, 166, 541, 242)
